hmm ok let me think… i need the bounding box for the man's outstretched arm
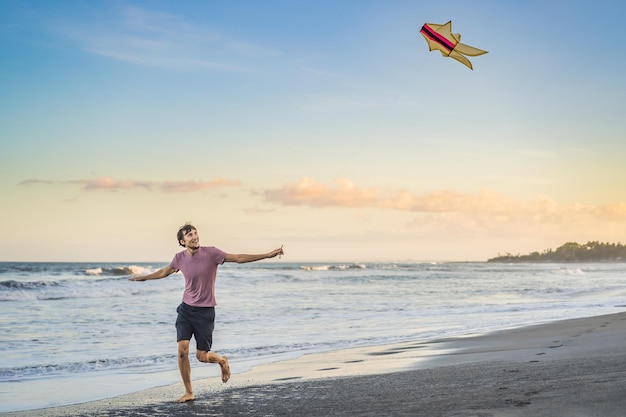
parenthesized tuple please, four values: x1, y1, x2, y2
(225, 246, 284, 264)
(129, 265, 176, 281)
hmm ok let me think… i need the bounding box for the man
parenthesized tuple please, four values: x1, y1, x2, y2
(130, 223, 284, 403)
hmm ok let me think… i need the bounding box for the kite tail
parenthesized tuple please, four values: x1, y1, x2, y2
(454, 42, 488, 56)
(449, 51, 474, 70)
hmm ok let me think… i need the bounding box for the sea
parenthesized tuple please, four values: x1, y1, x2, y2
(1, 261, 626, 412)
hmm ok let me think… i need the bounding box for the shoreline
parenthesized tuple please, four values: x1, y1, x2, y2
(4, 311, 626, 416)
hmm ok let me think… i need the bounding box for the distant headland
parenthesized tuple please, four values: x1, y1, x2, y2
(488, 241, 626, 263)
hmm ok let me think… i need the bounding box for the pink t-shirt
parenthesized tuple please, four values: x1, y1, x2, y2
(170, 246, 227, 307)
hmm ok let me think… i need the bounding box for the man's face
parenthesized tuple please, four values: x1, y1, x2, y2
(182, 228, 200, 249)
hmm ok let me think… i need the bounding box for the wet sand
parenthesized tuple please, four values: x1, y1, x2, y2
(4, 312, 626, 416)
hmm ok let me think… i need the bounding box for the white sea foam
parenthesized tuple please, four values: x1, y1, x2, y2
(299, 264, 367, 271)
(84, 265, 151, 276)
(553, 267, 585, 275)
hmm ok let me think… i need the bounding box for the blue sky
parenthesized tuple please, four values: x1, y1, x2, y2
(1, 0, 625, 262)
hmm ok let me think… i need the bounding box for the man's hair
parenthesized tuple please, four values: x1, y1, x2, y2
(177, 223, 196, 247)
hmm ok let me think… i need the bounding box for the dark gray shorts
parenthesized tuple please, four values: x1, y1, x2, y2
(175, 302, 215, 352)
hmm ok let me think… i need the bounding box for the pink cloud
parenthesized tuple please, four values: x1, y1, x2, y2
(77, 177, 152, 191)
(264, 178, 626, 227)
(378, 189, 520, 213)
(19, 177, 241, 193)
(590, 202, 626, 220)
(264, 177, 379, 208)
(159, 178, 241, 193)
(264, 178, 521, 213)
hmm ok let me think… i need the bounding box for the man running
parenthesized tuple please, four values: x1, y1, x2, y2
(130, 223, 284, 403)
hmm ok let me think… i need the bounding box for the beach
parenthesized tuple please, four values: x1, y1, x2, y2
(4, 311, 626, 417)
(6, 261, 626, 412)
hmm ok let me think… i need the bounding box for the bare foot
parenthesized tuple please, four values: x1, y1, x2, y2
(220, 356, 231, 383)
(175, 392, 195, 403)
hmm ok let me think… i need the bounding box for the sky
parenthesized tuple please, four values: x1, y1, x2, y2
(1, 0, 625, 263)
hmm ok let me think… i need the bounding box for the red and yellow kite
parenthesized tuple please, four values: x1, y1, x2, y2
(420, 21, 487, 70)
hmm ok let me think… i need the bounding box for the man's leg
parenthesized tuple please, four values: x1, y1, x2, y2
(196, 350, 231, 383)
(176, 340, 194, 403)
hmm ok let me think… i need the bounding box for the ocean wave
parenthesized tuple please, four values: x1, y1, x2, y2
(552, 267, 585, 275)
(0, 276, 157, 302)
(299, 264, 367, 271)
(0, 262, 159, 279)
(84, 265, 150, 276)
(0, 354, 175, 380)
(0, 280, 61, 289)
(0, 263, 65, 275)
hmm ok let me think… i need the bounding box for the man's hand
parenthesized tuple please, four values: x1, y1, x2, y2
(129, 276, 147, 281)
(270, 245, 284, 259)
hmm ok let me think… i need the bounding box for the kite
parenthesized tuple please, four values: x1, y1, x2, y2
(420, 21, 487, 70)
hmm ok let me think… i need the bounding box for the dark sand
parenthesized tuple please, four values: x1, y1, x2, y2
(4, 312, 626, 417)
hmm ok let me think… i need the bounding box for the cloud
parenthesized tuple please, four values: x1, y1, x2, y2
(159, 179, 241, 193)
(19, 177, 240, 193)
(75, 178, 152, 191)
(18, 179, 55, 186)
(264, 177, 379, 208)
(594, 202, 626, 220)
(264, 177, 626, 225)
(262, 177, 626, 250)
(47, 5, 280, 72)
(264, 177, 521, 213)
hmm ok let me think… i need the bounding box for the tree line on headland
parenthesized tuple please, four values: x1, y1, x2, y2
(487, 241, 626, 263)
